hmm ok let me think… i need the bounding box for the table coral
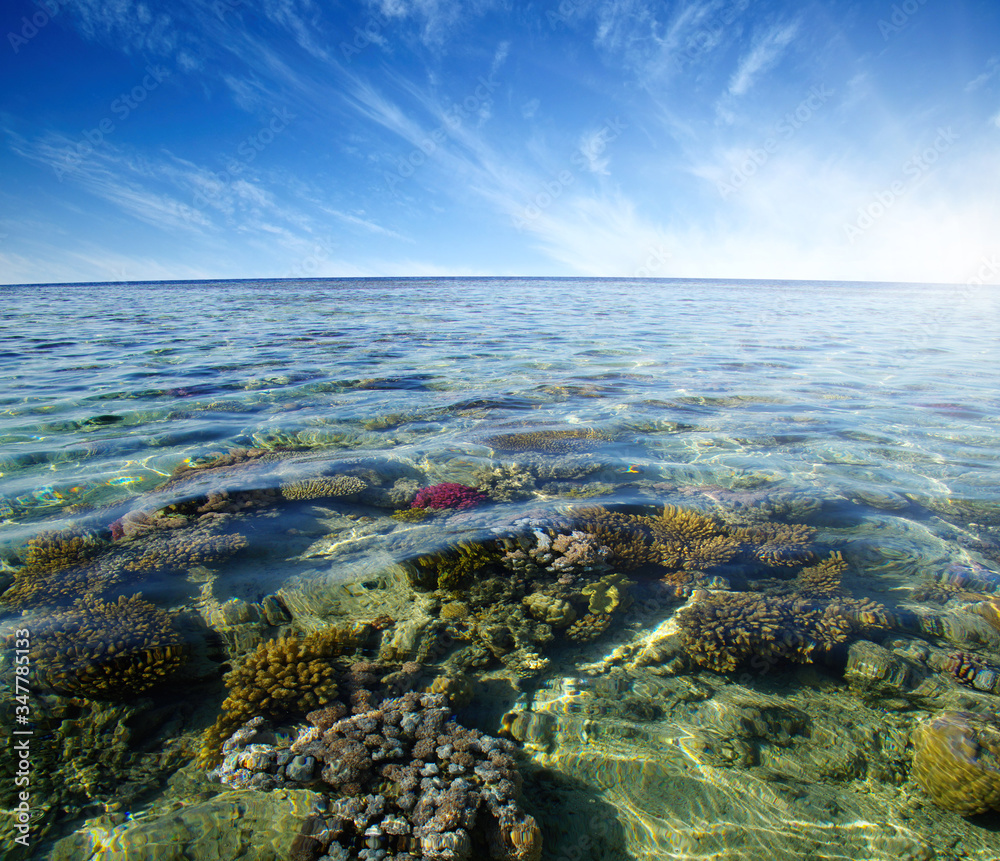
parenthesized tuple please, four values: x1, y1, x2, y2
(16, 594, 188, 699)
(912, 710, 1000, 815)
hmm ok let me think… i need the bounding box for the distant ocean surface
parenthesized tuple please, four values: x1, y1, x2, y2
(2, 278, 1000, 860)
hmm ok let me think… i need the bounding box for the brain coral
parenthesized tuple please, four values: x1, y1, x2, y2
(412, 482, 489, 511)
(912, 710, 1000, 815)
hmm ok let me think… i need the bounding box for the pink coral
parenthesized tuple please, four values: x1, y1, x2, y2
(412, 482, 488, 511)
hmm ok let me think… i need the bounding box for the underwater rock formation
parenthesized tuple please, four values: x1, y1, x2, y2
(412, 483, 489, 511)
(912, 710, 1000, 815)
(11, 594, 187, 700)
(213, 691, 542, 861)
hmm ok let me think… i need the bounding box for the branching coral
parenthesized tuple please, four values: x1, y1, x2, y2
(675, 589, 888, 672)
(1, 530, 109, 609)
(199, 631, 345, 767)
(647, 505, 740, 573)
(412, 482, 488, 511)
(572, 507, 658, 571)
(409, 541, 504, 590)
(14, 594, 188, 699)
(733, 521, 816, 567)
(117, 526, 248, 576)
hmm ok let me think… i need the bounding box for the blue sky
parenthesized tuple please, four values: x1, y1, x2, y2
(2, 0, 999, 284)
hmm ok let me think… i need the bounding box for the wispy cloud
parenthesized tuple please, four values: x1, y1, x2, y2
(728, 20, 800, 96)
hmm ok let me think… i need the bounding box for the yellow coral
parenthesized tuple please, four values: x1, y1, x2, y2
(733, 521, 816, 567)
(410, 541, 503, 590)
(198, 631, 346, 767)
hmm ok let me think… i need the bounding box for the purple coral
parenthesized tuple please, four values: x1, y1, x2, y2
(412, 482, 488, 511)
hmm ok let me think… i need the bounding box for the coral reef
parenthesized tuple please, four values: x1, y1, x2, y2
(522, 593, 577, 628)
(582, 572, 634, 615)
(572, 507, 658, 572)
(409, 541, 503, 590)
(472, 464, 537, 502)
(213, 691, 542, 861)
(646, 505, 740, 574)
(412, 483, 489, 511)
(500, 529, 611, 581)
(199, 632, 347, 767)
(392, 507, 430, 523)
(675, 589, 888, 673)
(484, 428, 610, 454)
(1, 530, 108, 608)
(14, 594, 188, 699)
(732, 521, 816, 568)
(912, 710, 1000, 815)
(118, 526, 248, 576)
(281, 475, 369, 501)
(565, 613, 613, 643)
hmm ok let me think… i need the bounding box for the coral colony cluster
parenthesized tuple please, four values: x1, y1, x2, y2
(212, 692, 542, 861)
(7, 437, 1000, 855)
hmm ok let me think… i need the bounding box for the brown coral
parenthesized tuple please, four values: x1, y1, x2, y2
(1, 530, 108, 608)
(484, 428, 610, 453)
(912, 710, 1000, 815)
(15, 594, 187, 699)
(573, 507, 658, 571)
(647, 504, 740, 573)
(280, 475, 368, 501)
(199, 631, 346, 766)
(675, 590, 887, 672)
(733, 521, 816, 567)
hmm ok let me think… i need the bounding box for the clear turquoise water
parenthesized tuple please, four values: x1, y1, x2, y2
(3, 277, 997, 537)
(2, 277, 1000, 859)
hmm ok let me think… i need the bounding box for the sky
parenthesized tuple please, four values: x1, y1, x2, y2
(1, 0, 999, 285)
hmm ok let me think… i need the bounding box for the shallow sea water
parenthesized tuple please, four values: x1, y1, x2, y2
(1, 277, 999, 860)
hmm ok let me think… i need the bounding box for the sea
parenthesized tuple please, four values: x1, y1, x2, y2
(1, 277, 999, 860)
